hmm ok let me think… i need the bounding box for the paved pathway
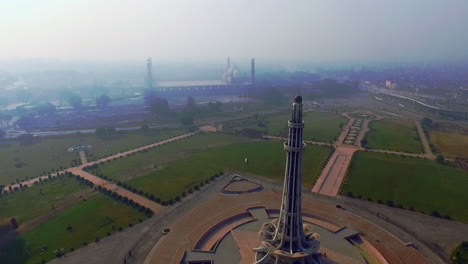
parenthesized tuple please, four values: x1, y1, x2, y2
(68, 168, 162, 213)
(312, 114, 359, 196)
(312, 147, 358, 196)
(79, 151, 88, 165)
(414, 121, 436, 160)
(3, 132, 196, 192)
(2, 132, 197, 213)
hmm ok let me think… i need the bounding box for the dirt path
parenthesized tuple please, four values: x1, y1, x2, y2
(415, 121, 436, 160)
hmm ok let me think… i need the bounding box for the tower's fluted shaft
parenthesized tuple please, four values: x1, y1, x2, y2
(254, 96, 321, 264)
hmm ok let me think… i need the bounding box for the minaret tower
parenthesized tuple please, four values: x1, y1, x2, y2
(146, 57, 153, 89)
(254, 96, 322, 264)
(251, 58, 255, 86)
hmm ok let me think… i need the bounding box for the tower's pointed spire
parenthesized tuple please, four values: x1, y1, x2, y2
(254, 96, 322, 264)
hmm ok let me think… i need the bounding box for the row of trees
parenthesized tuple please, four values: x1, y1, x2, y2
(345, 191, 453, 220)
(82, 166, 224, 206)
(95, 185, 154, 217)
(143, 90, 223, 125)
(0, 172, 69, 198)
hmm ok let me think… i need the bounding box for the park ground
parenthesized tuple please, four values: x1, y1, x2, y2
(90, 132, 332, 202)
(1, 181, 147, 264)
(341, 151, 468, 223)
(0, 128, 185, 186)
(428, 122, 468, 158)
(364, 119, 423, 153)
(2, 109, 468, 264)
(222, 111, 347, 143)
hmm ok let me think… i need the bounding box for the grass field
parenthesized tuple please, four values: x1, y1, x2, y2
(0, 128, 185, 185)
(95, 133, 255, 181)
(342, 151, 468, 223)
(450, 241, 468, 264)
(223, 111, 346, 143)
(430, 131, 468, 158)
(3, 194, 147, 264)
(365, 119, 423, 153)
(127, 140, 333, 201)
(0, 177, 87, 225)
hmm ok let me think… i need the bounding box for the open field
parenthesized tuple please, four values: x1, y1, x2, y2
(342, 151, 468, 223)
(365, 119, 423, 153)
(127, 140, 333, 201)
(222, 111, 346, 142)
(94, 133, 255, 181)
(2, 194, 147, 264)
(429, 122, 468, 158)
(430, 132, 468, 158)
(0, 177, 87, 226)
(0, 128, 185, 185)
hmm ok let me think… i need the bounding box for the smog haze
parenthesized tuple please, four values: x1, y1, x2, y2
(1, 0, 467, 64)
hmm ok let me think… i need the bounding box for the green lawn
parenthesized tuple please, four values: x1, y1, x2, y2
(342, 151, 468, 223)
(95, 133, 255, 181)
(0, 177, 86, 225)
(365, 119, 423, 153)
(430, 131, 468, 158)
(0, 128, 185, 185)
(450, 241, 468, 264)
(222, 111, 346, 143)
(127, 140, 333, 201)
(3, 194, 147, 264)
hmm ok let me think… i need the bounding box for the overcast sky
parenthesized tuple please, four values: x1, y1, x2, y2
(1, 0, 467, 64)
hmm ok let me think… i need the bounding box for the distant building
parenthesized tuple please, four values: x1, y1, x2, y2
(386, 80, 398, 89)
(146, 58, 153, 89)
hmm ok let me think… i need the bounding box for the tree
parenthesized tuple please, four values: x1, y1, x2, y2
(67, 94, 82, 108)
(436, 155, 445, 164)
(34, 102, 56, 117)
(185, 96, 197, 113)
(96, 95, 111, 107)
(95, 127, 117, 138)
(208, 101, 222, 112)
(421, 117, 433, 128)
(179, 111, 193, 125)
(144, 90, 170, 114)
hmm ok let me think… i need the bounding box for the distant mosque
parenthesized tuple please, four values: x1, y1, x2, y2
(147, 56, 255, 94)
(222, 56, 255, 85)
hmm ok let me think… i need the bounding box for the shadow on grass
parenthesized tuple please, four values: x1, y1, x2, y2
(0, 225, 29, 264)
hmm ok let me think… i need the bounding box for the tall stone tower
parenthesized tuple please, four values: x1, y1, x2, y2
(146, 57, 153, 89)
(251, 58, 255, 86)
(254, 96, 322, 264)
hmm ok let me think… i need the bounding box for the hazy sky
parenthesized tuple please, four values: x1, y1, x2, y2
(1, 0, 467, 63)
